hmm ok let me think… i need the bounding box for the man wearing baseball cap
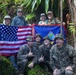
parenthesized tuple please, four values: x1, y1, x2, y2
(46, 11, 61, 25)
(38, 36, 52, 71)
(28, 34, 42, 68)
(50, 34, 76, 75)
(38, 13, 47, 25)
(3, 15, 11, 25)
(11, 9, 27, 26)
(17, 36, 34, 75)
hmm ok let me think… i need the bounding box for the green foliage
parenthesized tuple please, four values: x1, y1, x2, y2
(0, 0, 67, 23)
(0, 56, 16, 75)
(51, 0, 60, 17)
(26, 64, 52, 75)
(21, 0, 42, 12)
(45, 0, 49, 13)
(20, 0, 62, 22)
(22, 0, 60, 14)
(68, 23, 76, 33)
(63, 0, 68, 9)
(25, 13, 35, 21)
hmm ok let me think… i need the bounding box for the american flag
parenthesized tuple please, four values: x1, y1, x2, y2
(0, 25, 32, 56)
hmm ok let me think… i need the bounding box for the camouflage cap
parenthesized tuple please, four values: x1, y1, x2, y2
(26, 36, 33, 42)
(43, 36, 51, 41)
(35, 34, 42, 39)
(55, 34, 64, 40)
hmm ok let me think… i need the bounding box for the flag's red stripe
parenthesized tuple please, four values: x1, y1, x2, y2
(18, 34, 31, 37)
(18, 26, 32, 28)
(0, 48, 19, 50)
(17, 34, 31, 36)
(18, 38, 27, 40)
(0, 42, 26, 46)
(1, 53, 17, 56)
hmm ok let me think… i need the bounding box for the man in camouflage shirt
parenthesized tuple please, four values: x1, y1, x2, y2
(39, 36, 52, 71)
(28, 34, 42, 68)
(50, 34, 76, 75)
(17, 36, 34, 75)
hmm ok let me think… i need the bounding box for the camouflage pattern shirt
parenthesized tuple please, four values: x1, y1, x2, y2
(39, 44, 52, 62)
(50, 44, 76, 71)
(17, 44, 34, 61)
(46, 18, 61, 25)
(32, 42, 42, 63)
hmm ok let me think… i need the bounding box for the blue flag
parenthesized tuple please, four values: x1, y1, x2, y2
(34, 25, 66, 40)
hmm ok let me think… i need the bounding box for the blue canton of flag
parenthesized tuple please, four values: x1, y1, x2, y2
(0, 25, 18, 41)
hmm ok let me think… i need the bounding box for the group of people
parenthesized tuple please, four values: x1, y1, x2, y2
(38, 11, 61, 25)
(17, 33, 76, 75)
(1, 8, 75, 75)
(2, 8, 62, 26)
(2, 9, 27, 26)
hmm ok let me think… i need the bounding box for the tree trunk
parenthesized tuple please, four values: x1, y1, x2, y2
(68, 0, 76, 49)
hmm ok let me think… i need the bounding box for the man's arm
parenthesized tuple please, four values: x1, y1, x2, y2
(23, 17, 28, 26)
(11, 18, 16, 26)
(17, 45, 28, 60)
(31, 44, 42, 64)
(50, 46, 57, 71)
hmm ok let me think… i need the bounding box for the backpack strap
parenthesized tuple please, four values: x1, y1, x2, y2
(54, 18, 57, 24)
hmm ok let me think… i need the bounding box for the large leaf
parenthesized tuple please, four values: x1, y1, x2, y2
(31, 0, 37, 12)
(25, 0, 32, 8)
(0, 3, 8, 9)
(45, 0, 49, 13)
(68, 23, 76, 33)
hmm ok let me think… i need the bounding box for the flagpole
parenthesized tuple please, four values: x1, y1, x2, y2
(60, 0, 63, 34)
